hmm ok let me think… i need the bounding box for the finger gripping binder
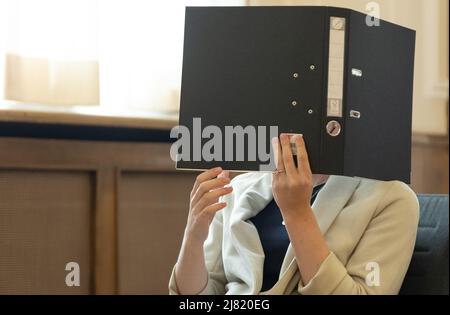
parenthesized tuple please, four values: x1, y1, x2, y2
(177, 6, 416, 182)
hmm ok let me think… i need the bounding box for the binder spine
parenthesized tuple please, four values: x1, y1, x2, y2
(319, 9, 349, 175)
(326, 16, 346, 118)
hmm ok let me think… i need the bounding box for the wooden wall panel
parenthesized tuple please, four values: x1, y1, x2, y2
(411, 135, 449, 193)
(0, 170, 94, 294)
(0, 135, 446, 294)
(117, 172, 196, 294)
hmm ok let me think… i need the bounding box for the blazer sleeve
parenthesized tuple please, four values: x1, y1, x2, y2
(168, 209, 228, 295)
(297, 181, 420, 295)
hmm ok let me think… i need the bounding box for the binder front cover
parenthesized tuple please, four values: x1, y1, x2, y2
(176, 6, 329, 172)
(175, 6, 415, 182)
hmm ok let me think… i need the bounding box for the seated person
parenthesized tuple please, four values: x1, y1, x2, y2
(169, 134, 419, 294)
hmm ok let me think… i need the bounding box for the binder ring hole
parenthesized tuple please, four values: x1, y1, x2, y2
(326, 120, 341, 137)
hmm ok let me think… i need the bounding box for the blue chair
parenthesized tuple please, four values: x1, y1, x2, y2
(400, 194, 449, 295)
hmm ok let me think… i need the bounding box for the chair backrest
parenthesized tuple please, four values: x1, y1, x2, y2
(400, 194, 449, 295)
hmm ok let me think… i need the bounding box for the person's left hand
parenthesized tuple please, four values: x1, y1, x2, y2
(271, 133, 313, 222)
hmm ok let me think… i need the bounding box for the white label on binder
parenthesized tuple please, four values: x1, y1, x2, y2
(327, 17, 346, 117)
(327, 99, 342, 117)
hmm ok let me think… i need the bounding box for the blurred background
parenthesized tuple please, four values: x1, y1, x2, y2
(0, 0, 448, 294)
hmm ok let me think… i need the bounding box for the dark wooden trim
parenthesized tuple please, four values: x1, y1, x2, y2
(0, 121, 174, 142)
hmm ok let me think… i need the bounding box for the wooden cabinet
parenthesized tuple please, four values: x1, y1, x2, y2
(0, 137, 197, 294)
(411, 135, 449, 194)
(0, 169, 93, 294)
(117, 172, 193, 294)
(0, 134, 447, 294)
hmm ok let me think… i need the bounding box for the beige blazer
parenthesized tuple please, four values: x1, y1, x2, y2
(169, 173, 419, 295)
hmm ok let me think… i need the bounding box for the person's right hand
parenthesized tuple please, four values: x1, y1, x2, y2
(184, 167, 233, 244)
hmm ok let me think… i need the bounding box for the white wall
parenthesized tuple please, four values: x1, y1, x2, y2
(248, 0, 449, 135)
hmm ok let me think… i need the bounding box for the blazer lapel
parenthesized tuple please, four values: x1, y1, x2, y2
(312, 175, 361, 234)
(228, 173, 361, 294)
